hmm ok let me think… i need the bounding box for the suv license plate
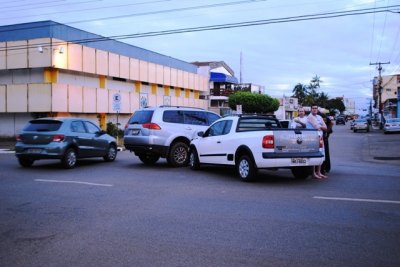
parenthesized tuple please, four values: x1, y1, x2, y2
(131, 129, 140, 135)
(291, 158, 307, 165)
(27, 148, 42, 154)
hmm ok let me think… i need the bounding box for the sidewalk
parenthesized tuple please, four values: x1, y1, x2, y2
(365, 126, 400, 164)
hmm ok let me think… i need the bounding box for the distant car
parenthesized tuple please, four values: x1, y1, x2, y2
(383, 118, 400, 134)
(336, 116, 346, 125)
(353, 118, 369, 132)
(15, 117, 117, 168)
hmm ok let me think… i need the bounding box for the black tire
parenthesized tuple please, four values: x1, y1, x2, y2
(189, 147, 200, 170)
(138, 154, 160, 165)
(167, 141, 189, 167)
(103, 144, 117, 162)
(236, 154, 257, 182)
(18, 157, 34, 168)
(291, 166, 312, 179)
(61, 148, 77, 169)
(353, 129, 357, 133)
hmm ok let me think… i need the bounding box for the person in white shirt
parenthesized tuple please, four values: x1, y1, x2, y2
(290, 107, 307, 129)
(306, 104, 328, 179)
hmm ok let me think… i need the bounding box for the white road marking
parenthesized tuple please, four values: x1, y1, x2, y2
(314, 196, 400, 204)
(35, 179, 113, 187)
(0, 149, 14, 154)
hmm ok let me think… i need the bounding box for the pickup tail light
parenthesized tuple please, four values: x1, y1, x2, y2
(53, 134, 65, 142)
(262, 135, 275, 149)
(142, 123, 161, 130)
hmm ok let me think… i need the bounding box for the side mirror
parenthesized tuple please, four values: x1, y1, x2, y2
(197, 131, 204, 137)
(96, 130, 106, 136)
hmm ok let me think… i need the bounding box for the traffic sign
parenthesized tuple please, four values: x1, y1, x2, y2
(112, 93, 121, 112)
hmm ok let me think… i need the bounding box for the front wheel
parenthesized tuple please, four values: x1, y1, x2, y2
(291, 166, 312, 179)
(236, 155, 257, 182)
(189, 148, 200, 170)
(167, 142, 189, 167)
(104, 144, 117, 162)
(138, 154, 160, 165)
(62, 148, 77, 169)
(18, 157, 34, 168)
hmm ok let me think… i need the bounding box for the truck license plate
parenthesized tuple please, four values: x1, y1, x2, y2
(291, 158, 307, 165)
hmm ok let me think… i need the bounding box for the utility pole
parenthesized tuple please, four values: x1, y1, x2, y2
(370, 61, 390, 129)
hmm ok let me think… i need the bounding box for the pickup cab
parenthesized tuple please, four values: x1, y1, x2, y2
(189, 115, 324, 181)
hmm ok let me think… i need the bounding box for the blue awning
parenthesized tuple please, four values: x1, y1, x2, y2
(210, 72, 238, 84)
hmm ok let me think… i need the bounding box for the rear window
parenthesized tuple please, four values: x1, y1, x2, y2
(128, 110, 154, 124)
(237, 118, 280, 131)
(23, 120, 62, 131)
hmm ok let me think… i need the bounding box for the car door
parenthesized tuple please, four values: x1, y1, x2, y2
(83, 121, 108, 156)
(196, 120, 233, 165)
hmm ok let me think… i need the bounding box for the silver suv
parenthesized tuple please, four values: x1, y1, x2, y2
(123, 106, 220, 167)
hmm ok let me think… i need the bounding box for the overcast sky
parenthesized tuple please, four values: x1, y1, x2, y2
(2, 0, 399, 112)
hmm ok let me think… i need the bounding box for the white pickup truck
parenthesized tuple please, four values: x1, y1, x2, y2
(189, 115, 325, 181)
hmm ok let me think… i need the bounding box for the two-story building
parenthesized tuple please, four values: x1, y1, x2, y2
(0, 21, 210, 137)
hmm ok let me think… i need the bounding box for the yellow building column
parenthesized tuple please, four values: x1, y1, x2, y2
(44, 68, 58, 83)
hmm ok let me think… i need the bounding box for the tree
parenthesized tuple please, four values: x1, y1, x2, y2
(316, 92, 330, 108)
(326, 98, 346, 113)
(228, 91, 280, 114)
(292, 83, 308, 106)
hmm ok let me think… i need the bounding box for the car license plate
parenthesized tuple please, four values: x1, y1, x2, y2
(291, 158, 307, 165)
(131, 129, 140, 135)
(27, 148, 42, 154)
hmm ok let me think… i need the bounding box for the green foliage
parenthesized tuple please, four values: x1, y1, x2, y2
(326, 98, 346, 113)
(291, 75, 346, 112)
(228, 91, 279, 114)
(106, 122, 123, 138)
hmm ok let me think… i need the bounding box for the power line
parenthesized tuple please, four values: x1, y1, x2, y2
(1, 4, 399, 53)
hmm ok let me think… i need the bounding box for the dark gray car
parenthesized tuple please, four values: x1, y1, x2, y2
(15, 117, 117, 168)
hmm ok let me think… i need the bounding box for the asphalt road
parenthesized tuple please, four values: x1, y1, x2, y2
(0, 125, 399, 267)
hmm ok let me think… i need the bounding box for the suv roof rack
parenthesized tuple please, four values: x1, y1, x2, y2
(158, 105, 204, 110)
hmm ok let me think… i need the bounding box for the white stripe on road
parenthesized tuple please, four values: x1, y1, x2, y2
(314, 196, 400, 204)
(35, 179, 113, 187)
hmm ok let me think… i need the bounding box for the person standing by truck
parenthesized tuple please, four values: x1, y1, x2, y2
(290, 107, 308, 129)
(307, 104, 328, 179)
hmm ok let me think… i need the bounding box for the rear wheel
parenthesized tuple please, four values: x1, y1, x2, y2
(291, 166, 312, 179)
(62, 148, 77, 169)
(168, 141, 189, 167)
(236, 155, 257, 182)
(189, 148, 200, 170)
(18, 157, 34, 168)
(104, 144, 117, 162)
(138, 154, 160, 165)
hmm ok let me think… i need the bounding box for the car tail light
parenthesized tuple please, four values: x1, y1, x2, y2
(142, 123, 161, 130)
(53, 134, 65, 142)
(262, 135, 274, 149)
(320, 136, 324, 148)
(16, 135, 22, 141)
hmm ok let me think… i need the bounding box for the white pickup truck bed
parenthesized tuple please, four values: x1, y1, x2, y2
(189, 115, 325, 181)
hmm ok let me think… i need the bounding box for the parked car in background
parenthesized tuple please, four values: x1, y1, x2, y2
(124, 106, 221, 167)
(353, 118, 370, 132)
(383, 118, 400, 134)
(336, 116, 346, 125)
(15, 117, 118, 168)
